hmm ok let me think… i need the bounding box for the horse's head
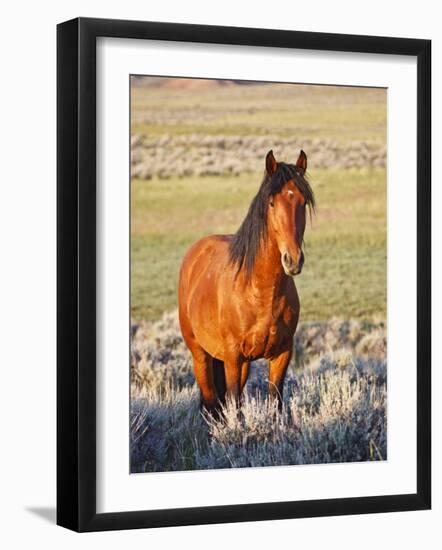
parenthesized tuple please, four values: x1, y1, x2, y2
(229, 150, 315, 279)
(265, 150, 314, 276)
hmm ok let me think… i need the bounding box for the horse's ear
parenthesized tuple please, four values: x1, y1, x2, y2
(296, 150, 307, 173)
(266, 150, 277, 175)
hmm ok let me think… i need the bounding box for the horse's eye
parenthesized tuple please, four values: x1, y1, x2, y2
(269, 200, 274, 207)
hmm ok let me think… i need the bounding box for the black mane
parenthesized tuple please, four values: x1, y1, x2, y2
(228, 162, 315, 278)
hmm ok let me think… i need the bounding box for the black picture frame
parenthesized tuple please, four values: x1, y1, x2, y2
(57, 17, 431, 532)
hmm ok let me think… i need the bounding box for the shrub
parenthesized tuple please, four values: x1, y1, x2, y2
(130, 311, 387, 472)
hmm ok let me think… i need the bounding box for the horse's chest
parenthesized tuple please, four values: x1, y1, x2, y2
(241, 320, 293, 360)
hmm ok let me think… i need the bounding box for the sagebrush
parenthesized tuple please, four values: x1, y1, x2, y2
(130, 311, 387, 472)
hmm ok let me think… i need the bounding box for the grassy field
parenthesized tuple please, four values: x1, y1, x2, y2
(131, 82, 386, 142)
(131, 167, 386, 321)
(131, 81, 386, 323)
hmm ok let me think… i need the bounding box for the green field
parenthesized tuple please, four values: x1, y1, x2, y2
(131, 167, 386, 322)
(131, 80, 386, 322)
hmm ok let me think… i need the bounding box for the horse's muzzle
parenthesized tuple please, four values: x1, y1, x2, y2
(282, 250, 304, 276)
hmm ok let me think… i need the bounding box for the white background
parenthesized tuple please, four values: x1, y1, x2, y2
(97, 39, 417, 512)
(0, 0, 440, 548)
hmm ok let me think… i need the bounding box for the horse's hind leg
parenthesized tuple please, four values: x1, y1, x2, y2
(179, 308, 218, 414)
(190, 348, 219, 414)
(213, 358, 226, 405)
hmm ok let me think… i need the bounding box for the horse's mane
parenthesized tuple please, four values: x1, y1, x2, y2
(228, 162, 315, 278)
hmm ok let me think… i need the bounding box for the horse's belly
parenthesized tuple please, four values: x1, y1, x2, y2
(193, 322, 225, 360)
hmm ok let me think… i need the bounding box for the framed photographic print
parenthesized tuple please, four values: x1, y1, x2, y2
(57, 17, 431, 531)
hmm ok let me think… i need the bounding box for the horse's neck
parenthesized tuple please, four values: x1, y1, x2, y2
(249, 235, 286, 299)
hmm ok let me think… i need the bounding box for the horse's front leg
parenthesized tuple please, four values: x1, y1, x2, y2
(268, 349, 292, 410)
(224, 352, 246, 407)
(240, 361, 250, 393)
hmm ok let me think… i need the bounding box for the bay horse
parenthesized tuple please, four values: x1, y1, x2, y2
(178, 150, 315, 414)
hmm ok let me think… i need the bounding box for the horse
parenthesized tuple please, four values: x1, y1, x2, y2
(178, 150, 315, 415)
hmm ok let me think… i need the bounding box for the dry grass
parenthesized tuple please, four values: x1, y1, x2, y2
(131, 81, 386, 144)
(131, 134, 385, 180)
(130, 311, 386, 473)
